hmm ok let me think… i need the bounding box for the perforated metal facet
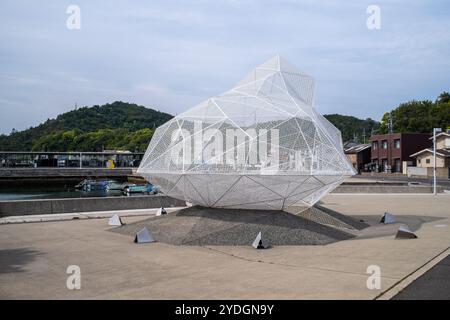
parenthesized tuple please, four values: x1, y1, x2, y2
(138, 55, 355, 210)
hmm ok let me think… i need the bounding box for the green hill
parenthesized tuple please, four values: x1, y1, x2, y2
(0, 101, 173, 152)
(0, 101, 380, 152)
(324, 114, 379, 143)
(2, 92, 448, 152)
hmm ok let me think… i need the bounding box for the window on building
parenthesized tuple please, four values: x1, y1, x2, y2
(372, 142, 378, 150)
(426, 159, 431, 164)
(418, 159, 421, 164)
(382, 140, 388, 149)
(394, 139, 401, 149)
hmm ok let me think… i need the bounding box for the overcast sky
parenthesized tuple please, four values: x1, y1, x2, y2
(0, 0, 449, 134)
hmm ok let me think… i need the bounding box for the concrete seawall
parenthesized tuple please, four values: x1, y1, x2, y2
(0, 195, 186, 217)
(0, 168, 144, 187)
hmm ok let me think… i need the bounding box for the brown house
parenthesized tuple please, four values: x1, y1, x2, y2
(370, 133, 431, 173)
(344, 142, 371, 173)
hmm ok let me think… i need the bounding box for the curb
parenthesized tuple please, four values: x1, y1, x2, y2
(375, 247, 450, 300)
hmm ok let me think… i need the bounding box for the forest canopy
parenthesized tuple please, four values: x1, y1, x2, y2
(1, 92, 448, 152)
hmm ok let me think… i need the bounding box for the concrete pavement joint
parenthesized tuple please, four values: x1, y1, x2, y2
(375, 247, 450, 300)
(202, 246, 399, 280)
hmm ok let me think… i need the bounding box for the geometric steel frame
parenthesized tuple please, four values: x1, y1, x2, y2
(138, 55, 355, 210)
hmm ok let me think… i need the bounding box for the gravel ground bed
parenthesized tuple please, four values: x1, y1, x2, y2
(110, 206, 361, 246)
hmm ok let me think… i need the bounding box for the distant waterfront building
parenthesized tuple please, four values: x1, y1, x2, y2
(370, 133, 431, 173)
(0, 151, 144, 168)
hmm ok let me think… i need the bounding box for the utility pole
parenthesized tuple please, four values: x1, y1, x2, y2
(433, 128, 442, 195)
(388, 112, 393, 134)
(362, 128, 366, 144)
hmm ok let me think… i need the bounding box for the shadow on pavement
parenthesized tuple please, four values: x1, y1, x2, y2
(0, 248, 42, 274)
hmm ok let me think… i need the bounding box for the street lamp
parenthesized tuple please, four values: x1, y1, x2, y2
(433, 128, 442, 195)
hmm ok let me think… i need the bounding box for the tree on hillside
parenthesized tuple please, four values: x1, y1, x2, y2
(323, 114, 379, 143)
(379, 92, 450, 134)
(437, 91, 450, 104)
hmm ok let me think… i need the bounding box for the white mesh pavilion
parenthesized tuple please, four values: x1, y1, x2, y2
(138, 55, 355, 210)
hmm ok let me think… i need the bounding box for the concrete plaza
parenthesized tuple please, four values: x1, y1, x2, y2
(0, 194, 449, 299)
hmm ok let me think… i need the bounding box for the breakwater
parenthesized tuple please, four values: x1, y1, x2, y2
(0, 168, 145, 187)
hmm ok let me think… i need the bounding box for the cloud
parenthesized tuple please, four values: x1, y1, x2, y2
(0, 0, 449, 134)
